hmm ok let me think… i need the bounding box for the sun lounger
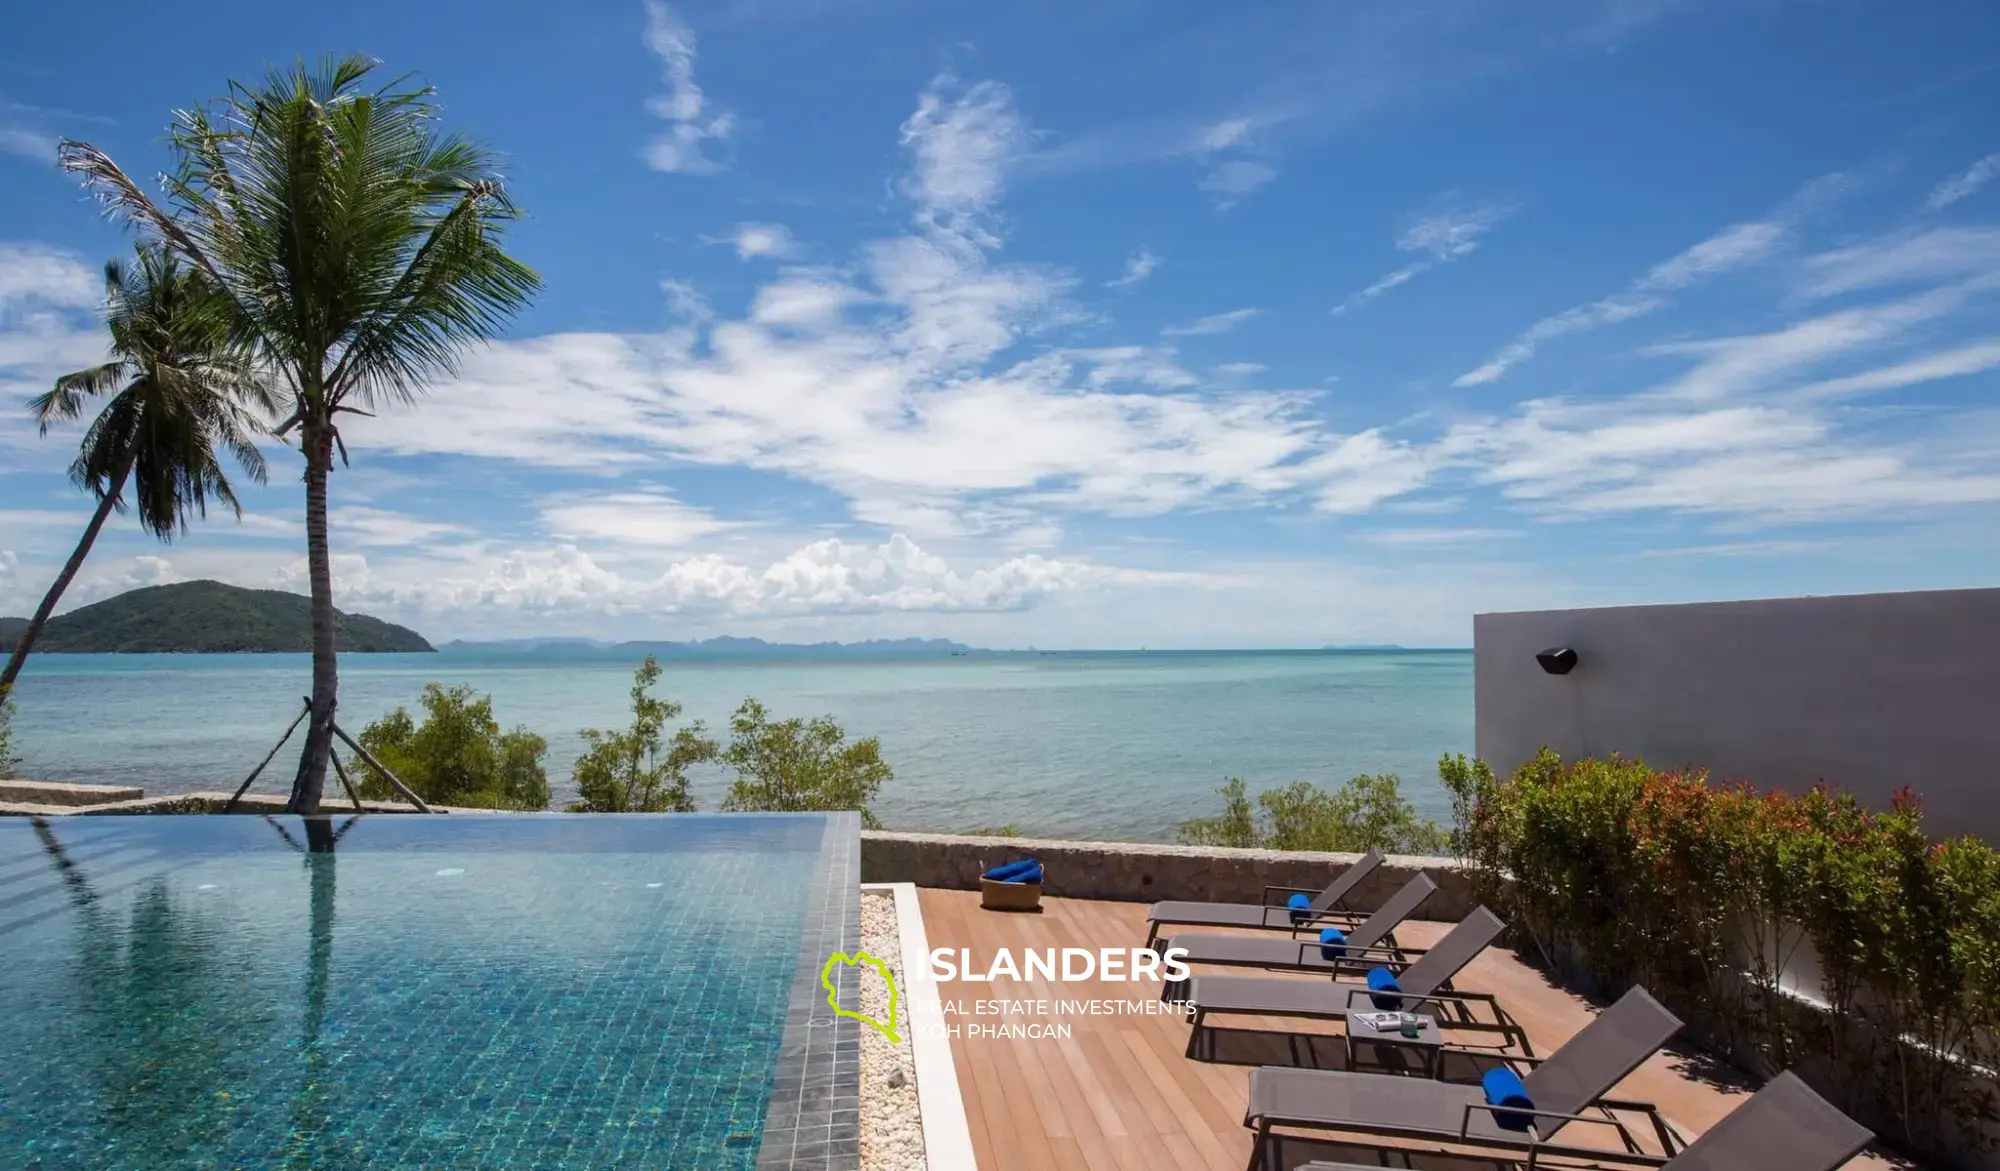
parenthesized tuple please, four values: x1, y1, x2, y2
(1143, 850, 1385, 946)
(1156, 873, 1437, 991)
(1182, 907, 1516, 1058)
(1242, 986, 1683, 1170)
(1296, 1069, 1873, 1171)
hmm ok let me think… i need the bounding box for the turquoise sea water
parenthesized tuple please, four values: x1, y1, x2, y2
(5, 650, 1472, 841)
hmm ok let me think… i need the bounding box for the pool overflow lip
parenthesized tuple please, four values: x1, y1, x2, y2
(757, 810, 863, 1170)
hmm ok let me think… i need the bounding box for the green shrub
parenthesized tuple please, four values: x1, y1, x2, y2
(567, 656, 716, 813)
(718, 698, 891, 827)
(1451, 749, 2000, 1151)
(1177, 773, 1449, 854)
(1176, 778, 1259, 847)
(355, 683, 551, 811)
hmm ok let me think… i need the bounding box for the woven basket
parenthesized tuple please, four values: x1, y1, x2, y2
(980, 876, 1044, 912)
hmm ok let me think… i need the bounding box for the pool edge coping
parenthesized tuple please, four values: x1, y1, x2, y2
(861, 881, 976, 1171)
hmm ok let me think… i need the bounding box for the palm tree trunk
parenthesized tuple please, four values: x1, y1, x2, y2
(0, 454, 135, 700)
(287, 423, 339, 813)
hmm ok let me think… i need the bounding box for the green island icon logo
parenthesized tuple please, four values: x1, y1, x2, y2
(820, 950, 901, 1042)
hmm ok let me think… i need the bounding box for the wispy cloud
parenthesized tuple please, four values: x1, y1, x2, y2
(540, 492, 739, 546)
(1455, 219, 1790, 387)
(1793, 339, 2000, 400)
(1333, 203, 1510, 315)
(1927, 153, 2000, 211)
(640, 1, 734, 175)
(732, 222, 794, 259)
(0, 241, 102, 310)
(1179, 112, 1293, 210)
(1359, 526, 1519, 546)
(1107, 247, 1161, 289)
(1798, 227, 2000, 298)
(0, 127, 56, 164)
(1162, 307, 1261, 337)
(899, 73, 1034, 248)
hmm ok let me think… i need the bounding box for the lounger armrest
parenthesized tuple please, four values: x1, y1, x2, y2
(1262, 884, 1350, 910)
(1319, 942, 1412, 963)
(1263, 884, 1318, 901)
(1389, 990, 1499, 1012)
(1456, 1095, 1640, 1143)
(1458, 1102, 1639, 1147)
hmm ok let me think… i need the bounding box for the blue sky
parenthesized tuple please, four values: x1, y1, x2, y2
(3, 0, 1999, 647)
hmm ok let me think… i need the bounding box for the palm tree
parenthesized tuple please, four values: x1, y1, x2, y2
(0, 247, 272, 698)
(58, 56, 541, 811)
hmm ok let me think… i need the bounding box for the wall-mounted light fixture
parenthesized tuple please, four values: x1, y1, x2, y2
(1535, 646, 1579, 675)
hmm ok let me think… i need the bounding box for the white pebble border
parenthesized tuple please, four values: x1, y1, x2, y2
(860, 889, 926, 1171)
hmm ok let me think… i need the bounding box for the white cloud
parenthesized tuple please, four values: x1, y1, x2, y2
(1106, 247, 1161, 289)
(1177, 110, 1293, 210)
(640, 1, 734, 175)
(732, 223, 794, 259)
(1215, 362, 1267, 376)
(1793, 339, 2000, 400)
(1162, 307, 1261, 337)
(1441, 393, 2000, 522)
(1797, 227, 2000, 299)
(539, 492, 737, 547)
(0, 242, 102, 312)
(0, 127, 55, 163)
(1295, 430, 1436, 514)
(899, 74, 1032, 249)
(1359, 527, 1519, 546)
(1927, 153, 2000, 211)
(1640, 282, 1987, 401)
(1198, 160, 1278, 209)
(1454, 215, 1793, 386)
(334, 506, 468, 546)
(1333, 204, 1509, 315)
(283, 533, 1101, 619)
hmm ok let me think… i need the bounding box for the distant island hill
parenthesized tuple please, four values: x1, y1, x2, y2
(0, 580, 1426, 656)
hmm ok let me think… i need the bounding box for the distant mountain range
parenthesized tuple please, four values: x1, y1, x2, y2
(0, 581, 433, 653)
(437, 635, 987, 660)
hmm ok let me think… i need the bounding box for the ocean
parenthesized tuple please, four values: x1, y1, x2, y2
(3, 650, 1473, 842)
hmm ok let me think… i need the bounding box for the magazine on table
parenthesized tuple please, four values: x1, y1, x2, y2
(1356, 1011, 1426, 1032)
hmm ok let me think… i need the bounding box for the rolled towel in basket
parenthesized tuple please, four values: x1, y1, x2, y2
(982, 858, 1043, 884)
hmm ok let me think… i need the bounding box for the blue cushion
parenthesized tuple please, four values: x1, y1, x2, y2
(1317, 926, 1347, 961)
(1287, 892, 1313, 924)
(983, 858, 1038, 882)
(1366, 967, 1403, 1010)
(1481, 1067, 1535, 1132)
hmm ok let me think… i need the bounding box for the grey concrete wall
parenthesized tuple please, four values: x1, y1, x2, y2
(860, 831, 1480, 921)
(1475, 587, 2000, 842)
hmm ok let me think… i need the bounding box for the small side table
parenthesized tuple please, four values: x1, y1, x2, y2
(1344, 1012, 1443, 1079)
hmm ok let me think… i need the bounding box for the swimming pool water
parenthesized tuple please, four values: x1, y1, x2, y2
(0, 814, 844, 1170)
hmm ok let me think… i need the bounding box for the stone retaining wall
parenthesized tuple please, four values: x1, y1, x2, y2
(859, 831, 1480, 921)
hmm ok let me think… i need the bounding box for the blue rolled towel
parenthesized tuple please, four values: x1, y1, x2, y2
(1366, 967, 1403, 1010)
(1014, 863, 1044, 885)
(1481, 1067, 1535, 1132)
(983, 858, 1038, 882)
(1316, 926, 1347, 961)
(1287, 892, 1313, 925)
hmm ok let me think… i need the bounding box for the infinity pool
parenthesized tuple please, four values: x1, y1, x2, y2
(0, 813, 860, 1170)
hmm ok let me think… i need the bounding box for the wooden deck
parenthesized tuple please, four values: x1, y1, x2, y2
(917, 888, 1908, 1171)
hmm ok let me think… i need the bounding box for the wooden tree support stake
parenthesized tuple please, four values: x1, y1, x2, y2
(330, 722, 432, 813)
(327, 749, 366, 812)
(226, 699, 312, 812)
